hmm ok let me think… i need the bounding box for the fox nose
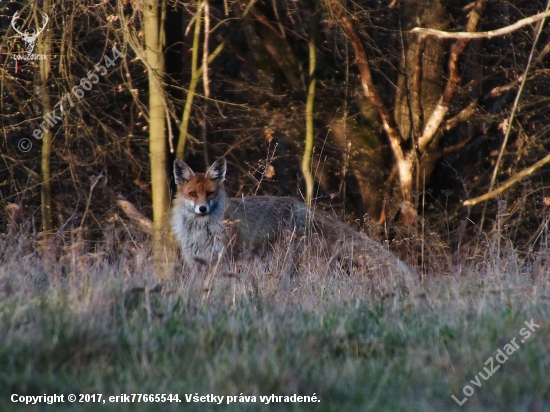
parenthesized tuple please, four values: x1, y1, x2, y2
(199, 206, 207, 214)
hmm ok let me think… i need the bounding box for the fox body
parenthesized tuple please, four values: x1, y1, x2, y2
(171, 157, 412, 277)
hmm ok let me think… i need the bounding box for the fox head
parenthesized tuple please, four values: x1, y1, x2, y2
(173, 157, 227, 216)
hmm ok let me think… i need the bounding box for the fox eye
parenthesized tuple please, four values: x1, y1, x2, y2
(206, 191, 214, 197)
(189, 191, 197, 198)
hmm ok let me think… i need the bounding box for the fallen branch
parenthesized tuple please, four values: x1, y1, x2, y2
(117, 195, 154, 234)
(463, 152, 550, 206)
(411, 10, 550, 39)
(55, 148, 154, 234)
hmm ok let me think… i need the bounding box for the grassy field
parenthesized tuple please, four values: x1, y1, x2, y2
(1, 231, 549, 411)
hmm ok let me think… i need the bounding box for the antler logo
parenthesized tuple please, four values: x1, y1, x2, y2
(11, 10, 49, 54)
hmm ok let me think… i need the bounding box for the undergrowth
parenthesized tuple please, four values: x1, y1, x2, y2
(0, 223, 549, 411)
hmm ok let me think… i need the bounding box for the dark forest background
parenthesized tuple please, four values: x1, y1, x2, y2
(2, 0, 550, 269)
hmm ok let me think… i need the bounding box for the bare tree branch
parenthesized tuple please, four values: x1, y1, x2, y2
(463, 152, 550, 207)
(477, 0, 550, 229)
(485, 79, 520, 99)
(445, 99, 477, 131)
(325, 0, 404, 156)
(418, 0, 486, 153)
(249, 7, 303, 89)
(411, 10, 550, 39)
(442, 135, 475, 156)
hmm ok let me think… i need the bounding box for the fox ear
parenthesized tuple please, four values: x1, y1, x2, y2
(206, 157, 227, 182)
(174, 159, 195, 185)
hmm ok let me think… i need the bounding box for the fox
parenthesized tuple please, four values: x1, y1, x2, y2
(170, 157, 413, 278)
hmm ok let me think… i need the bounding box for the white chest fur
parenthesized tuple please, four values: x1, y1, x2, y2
(170, 195, 226, 264)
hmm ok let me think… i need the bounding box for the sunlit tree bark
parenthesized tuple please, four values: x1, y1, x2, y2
(143, 0, 169, 245)
(302, 3, 318, 206)
(326, 0, 486, 224)
(38, 0, 53, 235)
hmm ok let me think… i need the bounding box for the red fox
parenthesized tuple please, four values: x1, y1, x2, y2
(170, 157, 413, 277)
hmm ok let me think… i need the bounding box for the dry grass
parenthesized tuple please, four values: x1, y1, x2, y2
(1, 222, 549, 411)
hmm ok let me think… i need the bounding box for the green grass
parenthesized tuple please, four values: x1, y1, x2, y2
(1, 237, 549, 411)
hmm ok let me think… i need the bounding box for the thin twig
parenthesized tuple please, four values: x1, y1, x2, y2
(202, 0, 211, 166)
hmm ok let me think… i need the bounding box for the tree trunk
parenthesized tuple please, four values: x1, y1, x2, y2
(327, 0, 486, 224)
(302, 4, 318, 205)
(394, 0, 449, 143)
(38, 0, 53, 235)
(143, 0, 169, 245)
(393, 0, 449, 214)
